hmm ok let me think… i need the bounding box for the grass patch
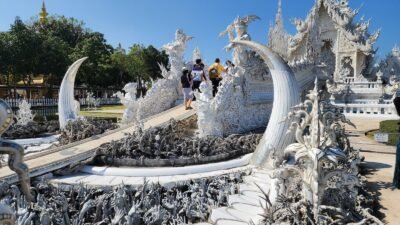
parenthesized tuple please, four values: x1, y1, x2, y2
(379, 120, 400, 146)
(81, 104, 124, 111)
(367, 120, 400, 146)
(79, 111, 122, 119)
(97, 104, 124, 110)
(379, 120, 400, 133)
(78, 104, 123, 119)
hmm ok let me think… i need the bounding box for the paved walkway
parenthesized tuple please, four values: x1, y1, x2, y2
(0, 105, 195, 183)
(346, 117, 399, 224)
(362, 151, 399, 224)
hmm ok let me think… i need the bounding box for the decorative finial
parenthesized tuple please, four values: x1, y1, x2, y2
(376, 70, 383, 82)
(275, 0, 284, 27)
(39, 0, 48, 24)
(278, 0, 282, 15)
(393, 44, 400, 57)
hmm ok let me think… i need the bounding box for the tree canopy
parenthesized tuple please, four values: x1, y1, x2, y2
(0, 16, 169, 92)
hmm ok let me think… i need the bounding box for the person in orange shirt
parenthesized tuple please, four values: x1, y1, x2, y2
(208, 58, 226, 97)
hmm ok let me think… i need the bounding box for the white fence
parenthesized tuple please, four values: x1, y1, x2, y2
(4, 98, 120, 108)
(31, 107, 59, 117)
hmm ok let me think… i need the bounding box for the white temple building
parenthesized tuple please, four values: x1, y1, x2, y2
(268, 0, 399, 118)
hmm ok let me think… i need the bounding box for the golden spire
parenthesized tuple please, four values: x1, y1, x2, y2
(39, 0, 48, 24)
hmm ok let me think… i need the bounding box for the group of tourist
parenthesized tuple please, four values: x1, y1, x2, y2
(180, 58, 234, 110)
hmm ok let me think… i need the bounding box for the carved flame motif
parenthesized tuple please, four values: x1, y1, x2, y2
(274, 79, 361, 222)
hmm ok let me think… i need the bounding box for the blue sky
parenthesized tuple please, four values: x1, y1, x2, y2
(0, 0, 399, 65)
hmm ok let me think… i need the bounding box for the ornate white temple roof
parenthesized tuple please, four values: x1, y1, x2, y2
(270, 0, 380, 63)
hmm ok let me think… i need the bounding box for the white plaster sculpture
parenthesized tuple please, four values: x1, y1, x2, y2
(132, 30, 192, 121)
(14, 99, 35, 126)
(86, 92, 99, 110)
(220, 15, 260, 66)
(326, 78, 346, 95)
(161, 29, 193, 80)
(115, 82, 141, 127)
(73, 98, 80, 116)
(270, 79, 366, 223)
(232, 40, 300, 168)
(193, 81, 216, 136)
(58, 57, 88, 129)
(192, 47, 202, 63)
(385, 71, 400, 95)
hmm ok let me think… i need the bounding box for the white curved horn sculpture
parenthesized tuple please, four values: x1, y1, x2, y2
(232, 40, 300, 168)
(58, 57, 88, 129)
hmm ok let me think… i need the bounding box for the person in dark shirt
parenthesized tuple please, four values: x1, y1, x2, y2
(180, 67, 193, 110)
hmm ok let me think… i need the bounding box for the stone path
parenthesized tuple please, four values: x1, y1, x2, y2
(346, 117, 399, 225)
(362, 151, 399, 225)
(0, 105, 195, 183)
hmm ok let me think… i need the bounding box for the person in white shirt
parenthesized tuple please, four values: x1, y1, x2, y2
(73, 95, 81, 117)
(191, 59, 206, 101)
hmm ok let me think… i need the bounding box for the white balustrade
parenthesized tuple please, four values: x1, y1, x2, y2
(333, 102, 399, 118)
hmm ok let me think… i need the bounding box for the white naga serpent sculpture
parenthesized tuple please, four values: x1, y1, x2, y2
(58, 57, 88, 129)
(232, 40, 300, 168)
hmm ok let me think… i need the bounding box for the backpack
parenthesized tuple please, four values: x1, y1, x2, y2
(209, 66, 218, 79)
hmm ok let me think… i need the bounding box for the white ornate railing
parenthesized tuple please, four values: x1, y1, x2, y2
(349, 81, 382, 89)
(333, 103, 399, 118)
(4, 98, 120, 108)
(352, 99, 392, 105)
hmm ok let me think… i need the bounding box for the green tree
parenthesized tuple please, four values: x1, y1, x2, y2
(38, 34, 71, 97)
(0, 15, 169, 95)
(70, 32, 114, 88)
(32, 15, 87, 48)
(126, 44, 169, 96)
(0, 32, 12, 85)
(8, 17, 43, 85)
(110, 44, 131, 85)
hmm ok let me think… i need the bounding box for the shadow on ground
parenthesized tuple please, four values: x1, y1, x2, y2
(359, 161, 397, 222)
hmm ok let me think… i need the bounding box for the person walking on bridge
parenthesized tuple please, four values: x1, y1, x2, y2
(181, 67, 193, 110)
(191, 59, 207, 101)
(208, 58, 226, 97)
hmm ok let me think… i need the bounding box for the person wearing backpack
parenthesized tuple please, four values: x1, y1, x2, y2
(208, 58, 226, 97)
(181, 67, 193, 110)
